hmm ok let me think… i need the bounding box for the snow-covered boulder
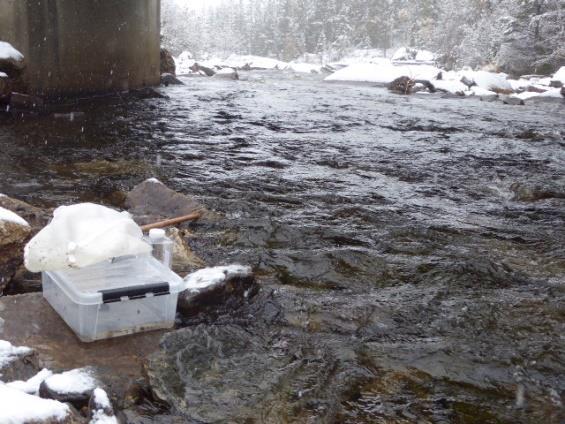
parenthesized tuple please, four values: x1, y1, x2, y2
(286, 62, 323, 74)
(177, 265, 257, 317)
(325, 62, 442, 86)
(461, 70, 513, 92)
(0, 206, 31, 294)
(39, 367, 99, 409)
(24, 203, 151, 272)
(88, 387, 116, 423)
(392, 47, 436, 64)
(174, 50, 195, 75)
(214, 67, 239, 80)
(552, 66, 565, 85)
(0, 385, 73, 424)
(0, 41, 25, 74)
(0, 340, 38, 382)
(224, 54, 288, 70)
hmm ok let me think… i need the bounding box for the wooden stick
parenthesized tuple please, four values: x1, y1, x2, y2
(141, 211, 203, 231)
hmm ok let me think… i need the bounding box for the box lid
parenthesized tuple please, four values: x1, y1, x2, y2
(45, 255, 183, 305)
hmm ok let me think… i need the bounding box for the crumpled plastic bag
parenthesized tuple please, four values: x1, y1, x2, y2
(24, 203, 151, 272)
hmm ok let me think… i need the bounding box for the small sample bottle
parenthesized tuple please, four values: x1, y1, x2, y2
(148, 228, 173, 269)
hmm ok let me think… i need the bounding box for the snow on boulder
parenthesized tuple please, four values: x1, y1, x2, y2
(6, 368, 53, 395)
(462, 70, 512, 92)
(224, 54, 288, 70)
(39, 367, 99, 409)
(392, 47, 436, 63)
(415, 50, 435, 62)
(0, 206, 29, 227)
(325, 62, 441, 85)
(0, 41, 25, 72)
(286, 62, 323, 74)
(175, 50, 195, 75)
(432, 79, 468, 95)
(214, 67, 239, 80)
(89, 387, 118, 424)
(24, 203, 151, 272)
(0, 340, 32, 371)
(183, 265, 253, 294)
(0, 385, 70, 424)
(552, 66, 565, 84)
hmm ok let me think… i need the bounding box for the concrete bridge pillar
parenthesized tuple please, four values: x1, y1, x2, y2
(0, 0, 160, 98)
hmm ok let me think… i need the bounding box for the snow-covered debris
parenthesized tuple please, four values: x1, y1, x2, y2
(0, 340, 32, 370)
(6, 369, 53, 395)
(0, 206, 29, 227)
(286, 62, 324, 74)
(89, 388, 117, 424)
(214, 67, 239, 80)
(515, 88, 563, 100)
(24, 203, 151, 272)
(183, 265, 252, 293)
(325, 62, 441, 85)
(552, 66, 565, 84)
(0, 41, 24, 62)
(0, 385, 70, 424)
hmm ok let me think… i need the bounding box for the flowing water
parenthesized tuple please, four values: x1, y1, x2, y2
(1, 72, 564, 423)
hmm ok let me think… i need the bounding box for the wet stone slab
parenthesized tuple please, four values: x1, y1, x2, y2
(0, 293, 165, 401)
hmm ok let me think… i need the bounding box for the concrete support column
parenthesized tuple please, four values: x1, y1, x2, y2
(0, 0, 161, 98)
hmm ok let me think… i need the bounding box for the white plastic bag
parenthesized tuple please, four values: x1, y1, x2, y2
(24, 203, 151, 272)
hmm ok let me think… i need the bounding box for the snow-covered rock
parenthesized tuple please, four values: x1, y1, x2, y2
(224, 54, 288, 70)
(6, 368, 53, 395)
(39, 367, 99, 409)
(183, 265, 253, 293)
(214, 67, 239, 80)
(392, 47, 436, 64)
(462, 70, 513, 92)
(174, 50, 195, 75)
(24, 203, 151, 272)
(0, 208, 32, 294)
(0, 340, 32, 371)
(552, 66, 565, 84)
(0, 206, 29, 227)
(432, 80, 467, 95)
(325, 62, 442, 85)
(0, 385, 71, 424)
(515, 87, 563, 101)
(0, 41, 25, 72)
(89, 387, 117, 424)
(286, 62, 323, 74)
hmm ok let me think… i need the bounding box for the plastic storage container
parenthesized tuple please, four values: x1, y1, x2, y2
(42, 255, 184, 342)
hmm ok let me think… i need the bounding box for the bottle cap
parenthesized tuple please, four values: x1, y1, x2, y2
(148, 228, 166, 240)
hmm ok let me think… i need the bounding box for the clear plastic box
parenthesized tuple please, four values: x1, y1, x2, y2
(42, 255, 184, 342)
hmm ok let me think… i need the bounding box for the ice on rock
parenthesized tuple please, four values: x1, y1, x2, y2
(0, 206, 29, 227)
(24, 203, 151, 272)
(6, 369, 53, 395)
(0, 385, 69, 424)
(183, 265, 252, 293)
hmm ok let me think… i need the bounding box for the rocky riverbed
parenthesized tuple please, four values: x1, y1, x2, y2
(0, 71, 564, 423)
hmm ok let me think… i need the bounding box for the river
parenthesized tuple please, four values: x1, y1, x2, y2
(1, 71, 564, 423)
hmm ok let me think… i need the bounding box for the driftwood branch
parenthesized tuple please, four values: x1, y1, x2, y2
(141, 211, 203, 232)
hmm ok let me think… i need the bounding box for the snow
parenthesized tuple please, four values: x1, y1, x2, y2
(24, 203, 151, 272)
(392, 47, 435, 64)
(553, 66, 565, 84)
(515, 88, 563, 100)
(0, 385, 69, 424)
(324, 62, 442, 85)
(92, 387, 111, 409)
(183, 265, 252, 293)
(0, 72, 7, 78)
(286, 62, 323, 74)
(332, 49, 389, 66)
(224, 54, 287, 70)
(468, 70, 512, 91)
(6, 369, 53, 395)
(0, 41, 24, 62)
(174, 50, 194, 75)
(43, 367, 97, 395)
(0, 206, 29, 227)
(90, 410, 118, 424)
(0, 340, 32, 371)
(415, 50, 435, 62)
(145, 177, 162, 184)
(508, 79, 531, 91)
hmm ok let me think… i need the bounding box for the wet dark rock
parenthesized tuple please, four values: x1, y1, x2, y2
(549, 80, 562, 88)
(460, 75, 476, 88)
(511, 182, 565, 202)
(119, 410, 188, 424)
(129, 87, 168, 100)
(160, 48, 176, 76)
(146, 324, 370, 422)
(501, 95, 524, 105)
(160, 73, 184, 86)
(125, 179, 208, 226)
(561, 86, 565, 97)
(0, 293, 165, 404)
(177, 266, 258, 320)
(0, 215, 31, 294)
